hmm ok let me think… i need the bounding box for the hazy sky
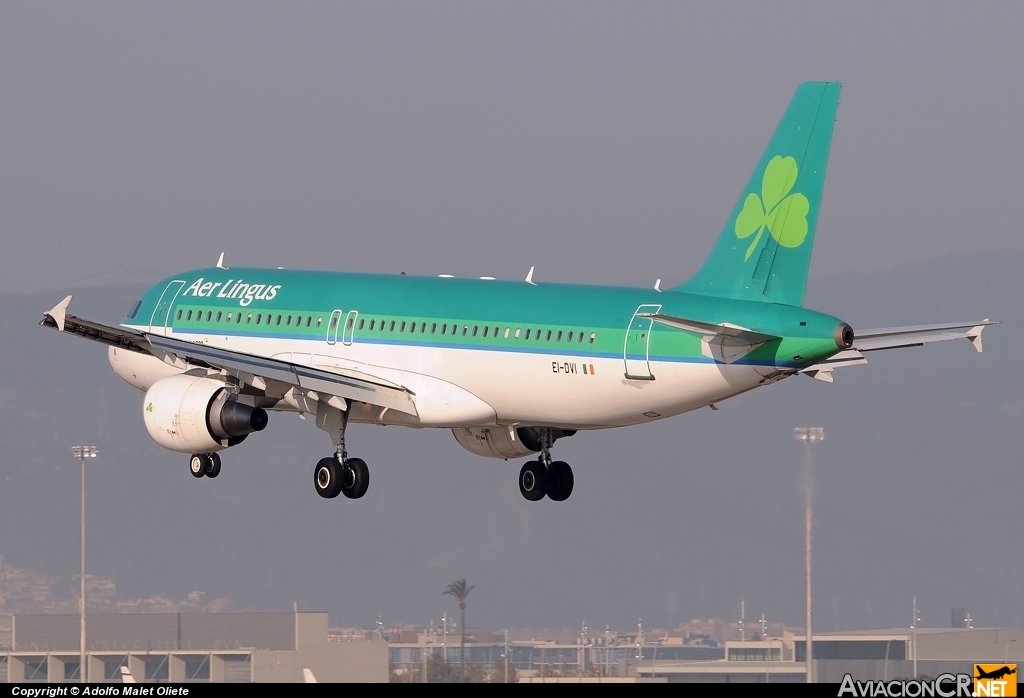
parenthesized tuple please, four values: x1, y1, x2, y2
(1, 3, 1021, 634)
(2, 2, 1024, 294)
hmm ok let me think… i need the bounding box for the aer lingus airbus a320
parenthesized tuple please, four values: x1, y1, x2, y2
(41, 82, 992, 503)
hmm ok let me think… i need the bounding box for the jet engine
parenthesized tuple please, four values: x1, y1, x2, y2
(143, 374, 268, 453)
(452, 426, 575, 460)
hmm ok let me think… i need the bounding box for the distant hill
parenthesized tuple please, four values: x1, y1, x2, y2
(0, 250, 1019, 631)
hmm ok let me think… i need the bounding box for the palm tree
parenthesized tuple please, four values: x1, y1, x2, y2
(443, 578, 476, 681)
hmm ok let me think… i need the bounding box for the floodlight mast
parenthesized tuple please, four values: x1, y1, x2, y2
(793, 428, 823, 683)
(71, 446, 97, 683)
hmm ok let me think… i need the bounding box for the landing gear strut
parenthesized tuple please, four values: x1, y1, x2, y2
(189, 452, 221, 479)
(518, 429, 574, 502)
(313, 399, 369, 500)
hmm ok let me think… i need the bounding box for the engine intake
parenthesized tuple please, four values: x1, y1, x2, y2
(143, 374, 267, 453)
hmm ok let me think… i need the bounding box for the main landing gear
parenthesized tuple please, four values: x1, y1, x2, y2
(519, 430, 574, 502)
(189, 452, 221, 479)
(313, 398, 369, 500)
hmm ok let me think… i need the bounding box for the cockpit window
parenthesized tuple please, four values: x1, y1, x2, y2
(127, 300, 142, 320)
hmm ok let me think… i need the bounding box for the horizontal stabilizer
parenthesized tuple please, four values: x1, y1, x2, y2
(799, 320, 994, 383)
(646, 312, 779, 364)
(853, 320, 994, 353)
(645, 313, 779, 344)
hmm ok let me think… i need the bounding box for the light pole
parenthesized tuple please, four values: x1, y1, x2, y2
(793, 427, 823, 683)
(71, 445, 97, 683)
(912, 596, 920, 678)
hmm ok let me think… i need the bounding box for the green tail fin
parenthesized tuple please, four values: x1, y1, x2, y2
(676, 82, 840, 306)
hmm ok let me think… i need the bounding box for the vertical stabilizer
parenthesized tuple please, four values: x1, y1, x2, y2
(676, 82, 840, 306)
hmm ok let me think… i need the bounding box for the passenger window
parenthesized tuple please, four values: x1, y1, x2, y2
(286, 315, 291, 326)
(514, 328, 521, 339)
(431, 323, 436, 334)
(472, 325, 478, 337)
(276, 315, 282, 325)
(546, 330, 552, 341)
(216, 312, 222, 322)
(246, 313, 252, 324)
(330, 315, 338, 330)
(536, 329, 542, 341)
(186, 309, 192, 321)
(483, 326, 489, 338)
(400, 321, 406, 332)
(358, 319, 365, 330)
(525, 328, 531, 340)
(256, 313, 262, 324)
(420, 322, 426, 333)
(504, 327, 511, 339)
(567, 331, 573, 342)
(176, 309, 183, 320)
(237, 313, 242, 324)
(368, 319, 374, 331)
(589, 332, 596, 344)
(409, 322, 415, 334)
(578, 332, 583, 343)
(389, 321, 395, 332)
(345, 317, 353, 330)
(493, 326, 498, 337)
(462, 325, 468, 336)
(316, 317, 322, 328)
(306, 316, 312, 327)
(557, 330, 563, 342)
(441, 323, 447, 334)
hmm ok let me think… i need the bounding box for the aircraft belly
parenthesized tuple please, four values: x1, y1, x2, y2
(176, 333, 766, 430)
(344, 343, 764, 428)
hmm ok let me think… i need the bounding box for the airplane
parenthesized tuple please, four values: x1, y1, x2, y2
(40, 82, 993, 503)
(975, 666, 1017, 681)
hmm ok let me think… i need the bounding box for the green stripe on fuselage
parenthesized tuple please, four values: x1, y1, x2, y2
(129, 267, 845, 369)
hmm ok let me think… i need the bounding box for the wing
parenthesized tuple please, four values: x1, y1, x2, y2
(40, 296, 419, 416)
(800, 319, 995, 383)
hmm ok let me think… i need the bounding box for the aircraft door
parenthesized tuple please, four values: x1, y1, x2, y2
(623, 304, 661, 380)
(342, 310, 358, 346)
(149, 280, 185, 334)
(326, 309, 342, 345)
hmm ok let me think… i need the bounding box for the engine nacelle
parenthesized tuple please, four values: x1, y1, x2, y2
(452, 426, 576, 460)
(108, 346, 183, 391)
(143, 375, 268, 453)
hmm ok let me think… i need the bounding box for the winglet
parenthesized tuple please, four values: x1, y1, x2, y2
(968, 319, 989, 353)
(45, 295, 73, 332)
(303, 668, 318, 683)
(120, 665, 137, 683)
(525, 266, 536, 285)
(216, 252, 227, 269)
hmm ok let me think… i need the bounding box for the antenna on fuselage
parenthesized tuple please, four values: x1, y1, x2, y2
(525, 266, 536, 285)
(216, 252, 228, 270)
(654, 279, 662, 292)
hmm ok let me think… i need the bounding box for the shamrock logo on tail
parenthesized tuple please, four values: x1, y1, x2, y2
(734, 155, 810, 260)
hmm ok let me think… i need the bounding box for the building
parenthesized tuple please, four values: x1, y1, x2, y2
(628, 628, 1024, 683)
(0, 612, 387, 683)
